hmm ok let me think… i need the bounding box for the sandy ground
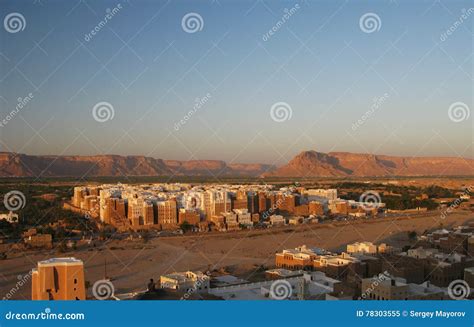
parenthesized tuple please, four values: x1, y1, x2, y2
(1, 211, 472, 300)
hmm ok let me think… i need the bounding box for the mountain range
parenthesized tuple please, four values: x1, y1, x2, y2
(262, 150, 474, 177)
(0, 151, 473, 178)
(0, 152, 275, 178)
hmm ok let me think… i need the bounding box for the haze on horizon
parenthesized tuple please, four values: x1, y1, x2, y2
(0, 0, 472, 165)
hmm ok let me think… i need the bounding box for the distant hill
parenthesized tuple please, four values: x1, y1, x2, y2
(0, 153, 275, 178)
(0, 150, 472, 178)
(263, 150, 474, 177)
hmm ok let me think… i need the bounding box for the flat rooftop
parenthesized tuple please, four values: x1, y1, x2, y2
(38, 257, 83, 266)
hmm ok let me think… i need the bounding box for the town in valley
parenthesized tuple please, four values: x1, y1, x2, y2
(1, 178, 473, 301)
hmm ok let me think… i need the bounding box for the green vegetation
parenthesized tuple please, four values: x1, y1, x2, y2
(98, 226, 116, 240)
(0, 183, 97, 240)
(179, 221, 193, 232)
(334, 182, 386, 189)
(339, 183, 455, 210)
(423, 185, 455, 198)
(382, 195, 438, 210)
(407, 231, 417, 240)
(140, 230, 151, 243)
(57, 240, 68, 253)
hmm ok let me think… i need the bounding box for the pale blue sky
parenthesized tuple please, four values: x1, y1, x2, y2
(0, 0, 472, 165)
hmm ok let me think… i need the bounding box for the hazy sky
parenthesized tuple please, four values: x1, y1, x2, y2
(0, 0, 472, 165)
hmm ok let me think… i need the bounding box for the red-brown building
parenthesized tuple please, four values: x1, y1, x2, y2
(178, 209, 201, 225)
(309, 201, 324, 215)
